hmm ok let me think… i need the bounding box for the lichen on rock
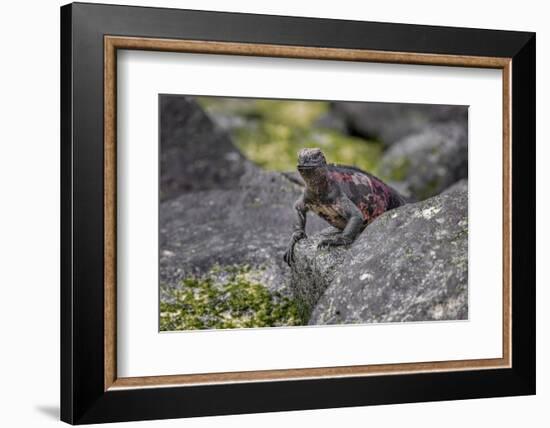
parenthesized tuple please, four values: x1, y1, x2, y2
(160, 264, 304, 331)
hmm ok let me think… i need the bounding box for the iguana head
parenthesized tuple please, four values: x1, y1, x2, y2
(297, 148, 329, 192)
(297, 148, 327, 170)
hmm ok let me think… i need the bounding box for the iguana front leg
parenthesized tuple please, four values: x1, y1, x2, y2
(318, 196, 364, 248)
(283, 196, 308, 266)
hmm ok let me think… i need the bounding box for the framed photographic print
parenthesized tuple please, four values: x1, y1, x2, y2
(60, 2, 535, 424)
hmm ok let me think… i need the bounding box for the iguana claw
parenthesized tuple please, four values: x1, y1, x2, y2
(318, 235, 353, 248)
(284, 231, 306, 266)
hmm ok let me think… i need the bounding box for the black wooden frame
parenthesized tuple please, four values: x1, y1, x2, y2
(61, 2, 536, 424)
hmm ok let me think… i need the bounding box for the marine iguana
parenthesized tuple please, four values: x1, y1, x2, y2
(284, 148, 406, 266)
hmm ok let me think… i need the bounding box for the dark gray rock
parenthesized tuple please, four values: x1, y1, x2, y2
(160, 164, 327, 296)
(160, 95, 248, 200)
(378, 122, 468, 201)
(314, 110, 349, 133)
(289, 227, 349, 315)
(289, 184, 468, 324)
(332, 102, 468, 146)
(442, 179, 468, 195)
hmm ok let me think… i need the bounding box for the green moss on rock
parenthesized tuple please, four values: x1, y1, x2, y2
(235, 125, 382, 172)
(197, 97, 382, 173)
(160, 264, 304, 331)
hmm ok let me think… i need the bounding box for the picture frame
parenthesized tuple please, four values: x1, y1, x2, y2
(60, 2, 535, 424)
